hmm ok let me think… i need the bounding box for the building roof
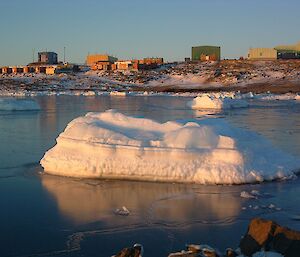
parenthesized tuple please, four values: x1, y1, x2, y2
(275, 42, 300, 51)
(192, 45, 221, 48)
(38, 51, 58, 55)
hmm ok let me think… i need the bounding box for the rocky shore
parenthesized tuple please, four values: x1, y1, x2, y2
(113, 218, 300, 257)
(1, 60, 300, 95)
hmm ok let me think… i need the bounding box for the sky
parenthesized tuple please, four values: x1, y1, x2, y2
(0, 0, 300, 66)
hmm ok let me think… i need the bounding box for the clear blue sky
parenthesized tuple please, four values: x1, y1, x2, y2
(0, 0, 299, 66)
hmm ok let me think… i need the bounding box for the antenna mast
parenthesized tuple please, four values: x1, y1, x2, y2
(64, 46, 66, 63)
(32, 49, 35, 62)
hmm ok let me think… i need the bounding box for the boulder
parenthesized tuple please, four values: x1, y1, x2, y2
(168, 244, 220, 257)
(239, 218, 300, 257)
(168, 250, 199, 257)
(225, 248, 238, 257)
(113, 244, 143, 257)
(114, 248, 137, 257)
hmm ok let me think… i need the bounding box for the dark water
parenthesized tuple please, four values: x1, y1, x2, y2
(0, 95, 300, 257)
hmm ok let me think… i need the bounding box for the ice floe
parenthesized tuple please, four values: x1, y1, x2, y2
(0, 98, 40, 111)
(40, 110, 300, 184)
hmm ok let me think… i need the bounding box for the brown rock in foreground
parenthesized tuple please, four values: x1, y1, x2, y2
(113, 243, 143, 257)
(168, 244, 220, 257)
(240, 218, 300, 257)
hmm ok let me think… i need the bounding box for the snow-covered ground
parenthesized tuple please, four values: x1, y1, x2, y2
(1, 61, 300, 96)
(40, 110, 300, 184)
(0, 98, 40, 111)
(145, 73, 219, 88)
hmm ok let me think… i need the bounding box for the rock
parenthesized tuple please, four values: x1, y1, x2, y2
(168, 244, 220, 257)
(239, 218, 300, 257)
(113, 243, 143, 257)
(225, 248, 238, 257)
(186, 244, 201, 253)
(273, 225, 300, 257)
(239, 234, 261, 256)
(168, 250, 199, 257)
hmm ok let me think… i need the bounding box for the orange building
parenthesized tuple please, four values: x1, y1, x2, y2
(143, 57, 164, 65)
(86, 54, 118, 66)
(2, 67, 12, 74)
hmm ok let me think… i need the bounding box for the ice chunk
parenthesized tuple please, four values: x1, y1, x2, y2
(110, 91, 127, 96)
(40, 110, 300, 184)
(114, 206, 130, 216)
(0, 98, 40, 111)
(240, 191, 257, 199)
(187, 95, 249, 110)
(250, 190, 261, 196)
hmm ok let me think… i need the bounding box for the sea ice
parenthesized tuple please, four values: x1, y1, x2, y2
(259, 93, 300, 101)
(0, 98, 40, 111)
(40, 110, 300, 184)
(187, 94, 249, 110)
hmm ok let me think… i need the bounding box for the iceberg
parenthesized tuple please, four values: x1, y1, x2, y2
(187, 95, 249, 110)
(0, 98, 40, 111)
(110, 91, 127, 96)
(40, 110, 300, 184)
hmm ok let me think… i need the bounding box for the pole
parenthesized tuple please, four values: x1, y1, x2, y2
(32, 49, 35, 62)
(64, 46, 66, 63)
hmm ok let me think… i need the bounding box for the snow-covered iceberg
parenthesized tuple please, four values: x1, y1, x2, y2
(110, 91, 128, 96)
(187, 95, 249, 110)
(40, 110, 300, 184)
(0, 98, 40, 111)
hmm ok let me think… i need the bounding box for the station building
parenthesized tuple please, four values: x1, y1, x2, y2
(192, 46, 221, 61)
(38, 52, 58, 64)
(248, 48, 278, 60)
(86, 54, 118, 70)
(275, 42, 300, 59)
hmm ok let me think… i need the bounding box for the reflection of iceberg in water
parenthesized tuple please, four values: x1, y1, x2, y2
(41, 175, 242, 226)
(192, 109, 222, 118)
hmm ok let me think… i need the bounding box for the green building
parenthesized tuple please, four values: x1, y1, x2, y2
(192, 46, 221, 61)
(275, 42, 300, 59)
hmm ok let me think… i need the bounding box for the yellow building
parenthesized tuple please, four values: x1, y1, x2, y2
(115, 61, 135, 71)
(248, 48, 277, 60)
(46, 66, 57, 75)
(86, 54, 118, 66)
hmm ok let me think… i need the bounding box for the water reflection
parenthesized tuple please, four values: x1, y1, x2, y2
(41, 174, 242, 227)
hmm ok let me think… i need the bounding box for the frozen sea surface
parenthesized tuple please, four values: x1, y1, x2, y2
(0, 95, 300, 257)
